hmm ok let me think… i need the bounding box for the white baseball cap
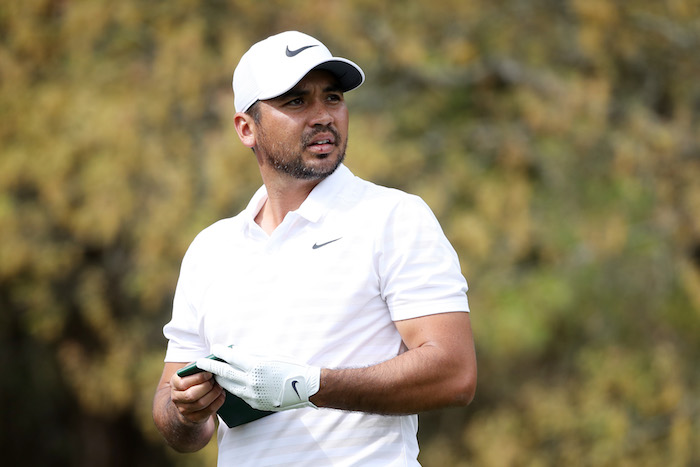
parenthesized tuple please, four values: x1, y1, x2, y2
(233, 31, 365, 113)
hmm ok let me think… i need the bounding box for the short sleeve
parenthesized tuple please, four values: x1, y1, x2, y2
(162, 240, 209, 363)
(377, 195, 469, 321)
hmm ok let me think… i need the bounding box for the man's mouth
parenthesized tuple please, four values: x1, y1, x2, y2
(305, 131, 338, 154)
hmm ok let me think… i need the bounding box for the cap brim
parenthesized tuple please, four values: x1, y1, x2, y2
(313, 59, 365, 93)
(256, 58, 364, 103)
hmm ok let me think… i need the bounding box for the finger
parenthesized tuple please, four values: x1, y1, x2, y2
(185, 403, 221, 424)
(171, 379, 223, 412)
(178, 388, 226, 425)
(172, 374, 218, 405)
(196, 358, 247, 389)
(214, 374, 247, 398)
(182, 381, 225, 413)
(171, 367, 214, 391)
(172, 371, 213, 391)
(211, 344, 260, 372)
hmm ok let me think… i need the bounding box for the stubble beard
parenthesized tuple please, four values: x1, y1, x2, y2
(257, 125, 347, 180)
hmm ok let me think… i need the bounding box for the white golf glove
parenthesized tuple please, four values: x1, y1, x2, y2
(196, 344, 321, 412)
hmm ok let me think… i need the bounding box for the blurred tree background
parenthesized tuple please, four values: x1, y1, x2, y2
(1, 0, 699, 465)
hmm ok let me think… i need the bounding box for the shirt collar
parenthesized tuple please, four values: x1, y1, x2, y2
(296, 163, 353, 222)
(244, 163, 354, 226)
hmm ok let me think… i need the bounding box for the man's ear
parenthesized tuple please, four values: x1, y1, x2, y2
(234, 112, 256, 148)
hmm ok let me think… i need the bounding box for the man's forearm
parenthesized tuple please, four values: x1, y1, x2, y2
(153, 386, 216, 453)
(310, 343, 476, 414)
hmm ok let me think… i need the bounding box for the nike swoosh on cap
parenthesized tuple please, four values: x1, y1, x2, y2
(291, 380, 301, 399)
(286, 44, 317, 57)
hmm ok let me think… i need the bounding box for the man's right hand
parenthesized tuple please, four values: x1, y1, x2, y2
(153, 362, 223, 452)
(169, 367, 226, 425)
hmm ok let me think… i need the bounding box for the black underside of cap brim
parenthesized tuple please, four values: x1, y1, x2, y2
(313, 61, 364, 92)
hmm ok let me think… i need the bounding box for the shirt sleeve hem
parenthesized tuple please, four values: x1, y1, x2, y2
(390, 297, 470, 321)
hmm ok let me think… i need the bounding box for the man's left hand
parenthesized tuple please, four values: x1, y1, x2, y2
(196, 345, 320, 412)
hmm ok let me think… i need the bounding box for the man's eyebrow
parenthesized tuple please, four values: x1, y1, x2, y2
(274, 88, 308, 101)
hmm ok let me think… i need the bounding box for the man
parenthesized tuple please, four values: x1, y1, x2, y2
(153, 31, 476, 466)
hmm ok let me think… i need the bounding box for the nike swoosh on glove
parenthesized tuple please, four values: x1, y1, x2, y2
(196, 344, 321, 412)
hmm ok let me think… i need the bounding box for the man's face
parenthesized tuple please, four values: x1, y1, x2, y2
(252, 70, 349, 180)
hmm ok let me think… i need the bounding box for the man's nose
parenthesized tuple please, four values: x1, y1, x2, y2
(308, 99, 334, 127)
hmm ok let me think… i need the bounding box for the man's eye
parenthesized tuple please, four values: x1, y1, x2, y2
(286, 98, 304, 106)
(327, 94, 342, 102)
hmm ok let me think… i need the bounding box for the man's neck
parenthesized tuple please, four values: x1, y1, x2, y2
(254, 172, 322, 235)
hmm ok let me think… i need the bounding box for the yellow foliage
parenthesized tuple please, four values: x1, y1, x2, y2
(1, 0, 699, 465)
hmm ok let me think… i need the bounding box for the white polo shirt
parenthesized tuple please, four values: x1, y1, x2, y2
(164, 164, 469, 466)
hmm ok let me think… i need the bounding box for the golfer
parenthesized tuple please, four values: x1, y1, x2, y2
(153, 30, 477, 466)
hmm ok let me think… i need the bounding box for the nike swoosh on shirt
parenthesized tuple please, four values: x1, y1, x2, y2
(286, 45, 317, 57)
(312, 237, 342, 249)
